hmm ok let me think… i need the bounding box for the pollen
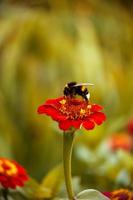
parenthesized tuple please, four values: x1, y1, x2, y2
(60, 99, 66, 105)
(87, 105, 92, 109)
(80, 109, 86, 115)
(58, 98, 91, 120)
(0, 160, 18, 176)
(5, 160, 18, 176)
(6, 167, 17, 176)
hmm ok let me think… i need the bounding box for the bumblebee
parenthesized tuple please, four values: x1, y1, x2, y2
(63, 81, 94, 101)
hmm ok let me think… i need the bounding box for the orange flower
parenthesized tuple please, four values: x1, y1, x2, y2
(0, 158, 28, 189)
(103, 189, 133, 200)
(38, 96, 106, 131)
(108, 133, 133, 152)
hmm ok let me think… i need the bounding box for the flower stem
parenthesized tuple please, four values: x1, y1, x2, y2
(2, 189, 8, 200)
(63, 130, 76, 200)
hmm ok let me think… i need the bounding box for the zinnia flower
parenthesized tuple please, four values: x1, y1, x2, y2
(0, 157, 28, 189)
(37, 96, 106, 131)
(108, 133, 133, 152)
(103, 189, 133, 200)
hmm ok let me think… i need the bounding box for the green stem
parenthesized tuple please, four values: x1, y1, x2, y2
(63, 130, 76, 200)
(2, 189, 8, 200)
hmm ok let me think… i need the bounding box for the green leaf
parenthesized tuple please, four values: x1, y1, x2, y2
(19, 178, 40, 199)
(76, 189, 110, 200)
(19, 178, 51, 199)
(38, 164, 64, 198)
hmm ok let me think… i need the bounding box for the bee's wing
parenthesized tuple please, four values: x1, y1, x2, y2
(73, 83, 94, 87)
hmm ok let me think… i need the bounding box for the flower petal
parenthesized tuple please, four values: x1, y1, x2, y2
(91, 104, 103, 112)
(72, 120, 82, 129)
(38, 105, 66, 121)
(82, 120, 95, 130)
(59, 120, 82, 131)
(90, 112, 106, 125)
(103, 192, 111, 198)
(59, 120, 72, 131)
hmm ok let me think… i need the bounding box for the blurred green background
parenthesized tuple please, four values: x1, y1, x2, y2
(0, 0, 133, 196)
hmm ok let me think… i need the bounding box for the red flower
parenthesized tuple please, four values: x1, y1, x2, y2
(127, 118, 133, 136)
(0, 158, 29, 189)
(37, 96, 106, 131)
(108, 133, 133, 152)
(103, 189, 133, 200)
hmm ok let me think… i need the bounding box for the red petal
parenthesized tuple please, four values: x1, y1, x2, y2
(91, 104, 103, 112)
(90, 112, 106, 125)
(72, 120, 82, 129)
(59, 120, 82, 131)
(59, 120, 72, 131)
(38, 105, 66, 121)
(103, 192, 111, 198)
(82, 120, 95, 130)
(37, 105, 47, 114)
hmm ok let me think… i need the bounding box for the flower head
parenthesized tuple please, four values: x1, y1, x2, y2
(108, 133, 133, 152)
(0, 157, 28, 189)
(38, 96, 106, 131)
(103, 189, 133, 200)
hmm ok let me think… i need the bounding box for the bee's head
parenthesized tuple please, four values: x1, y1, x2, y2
(67, 82, 77, 88)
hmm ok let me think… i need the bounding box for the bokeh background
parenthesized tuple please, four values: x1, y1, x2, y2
(0, 0, 133, 198)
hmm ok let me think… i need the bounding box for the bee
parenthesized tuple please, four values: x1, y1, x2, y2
(63, 81, 94, 101)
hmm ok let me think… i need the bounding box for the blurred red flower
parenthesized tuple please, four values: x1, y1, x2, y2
(38, 96, 106, 131)
(103, 189, 133, 200)
(108, 133, 133, 152)
(0, 158, 28, 189)
(127, 118, 133, 136)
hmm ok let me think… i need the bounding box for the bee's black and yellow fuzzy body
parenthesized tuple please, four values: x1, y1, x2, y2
(63, 81, 90, 101)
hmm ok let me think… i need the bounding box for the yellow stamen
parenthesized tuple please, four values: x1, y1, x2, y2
(80, 109, 85, 115)
(60, 99, 66, 105)
(5, 160, 17, 176)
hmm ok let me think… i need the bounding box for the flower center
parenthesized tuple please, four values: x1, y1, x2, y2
(59, 98, 92, 120)
(0, 159, 18, 176)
